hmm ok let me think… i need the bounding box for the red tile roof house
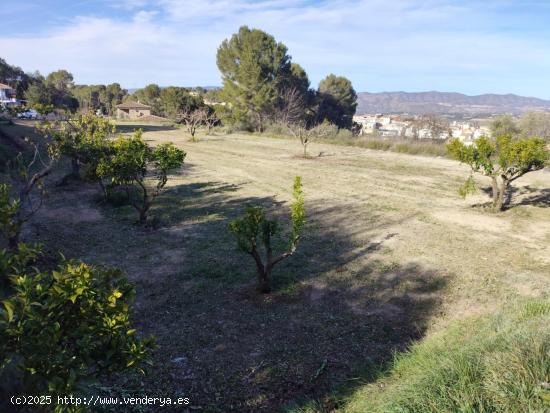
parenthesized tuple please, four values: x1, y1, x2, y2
(115, 101, 152, 119)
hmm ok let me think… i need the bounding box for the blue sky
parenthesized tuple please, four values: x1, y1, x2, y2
(1, 0, 550, 98)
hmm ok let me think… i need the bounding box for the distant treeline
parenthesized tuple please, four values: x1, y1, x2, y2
(0, 58, 210, 117)
(1, 26, 359, 131)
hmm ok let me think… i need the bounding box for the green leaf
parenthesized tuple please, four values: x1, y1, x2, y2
(2, 300, 14, 322)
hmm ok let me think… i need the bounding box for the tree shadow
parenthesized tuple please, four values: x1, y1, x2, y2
(19, 169, 449, 412)
(151, 179, 262, 225)
(128, 186, 448, 412)
(479, 184, 550, 209)
(115, 123, 176, 134)
(514, 186, 550, 207)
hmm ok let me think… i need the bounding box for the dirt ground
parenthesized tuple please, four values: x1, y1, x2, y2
(10, 122, 550, 412)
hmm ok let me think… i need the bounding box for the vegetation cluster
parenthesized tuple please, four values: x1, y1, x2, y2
(0, 24, 550, 413)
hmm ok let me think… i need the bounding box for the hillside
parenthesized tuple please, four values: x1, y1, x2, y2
(8, 121, 550, 412)
(356, 91, 550, 115)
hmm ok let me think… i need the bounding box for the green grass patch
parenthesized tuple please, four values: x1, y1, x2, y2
(340, 298, 550, 413)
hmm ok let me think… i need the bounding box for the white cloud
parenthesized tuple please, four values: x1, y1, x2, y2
(0, 0, 549, 97)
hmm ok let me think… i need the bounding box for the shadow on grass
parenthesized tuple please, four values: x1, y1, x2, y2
(23, 167, 448, 412)
(115, 123, 176, 134)
(127, 182, 449, 412)
(480, 184, 550, 210)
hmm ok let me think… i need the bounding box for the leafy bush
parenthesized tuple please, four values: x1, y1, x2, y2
(39, 113, 115, 179)
(0, 242, 40, 288)
(342, 299, 550, 413)
(229, 176, 305, 293)
(0, 183, 21, 249)
(447, 135, 549, 211)
(97, 130, 186, 224)
(0, 249, 153, 411)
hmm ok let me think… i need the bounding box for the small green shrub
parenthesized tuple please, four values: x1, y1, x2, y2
(97, 130, 186, 224)
(0, 242, 40, 288)
(0, 183, 21, 249)
(229, 176, 305, 293)
(0, 250, 153, 411)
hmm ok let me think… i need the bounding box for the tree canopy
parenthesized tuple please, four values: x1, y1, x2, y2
(316, 74, 357, 129)
(447, 135, 549, 211)
(216, 26, 291, 131)
(0, 58, 31, 99)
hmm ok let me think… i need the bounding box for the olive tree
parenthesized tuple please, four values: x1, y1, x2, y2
(99, 131, 185, 224)
(229, 176, 305, 293)
(490, 115, 519, 137)
(447, 135, 549, 211)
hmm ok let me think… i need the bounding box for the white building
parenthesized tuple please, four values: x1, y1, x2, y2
(0, 83, 19, 107)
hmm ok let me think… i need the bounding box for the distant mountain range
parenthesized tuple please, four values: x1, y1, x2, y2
(356, 91, 550, 116)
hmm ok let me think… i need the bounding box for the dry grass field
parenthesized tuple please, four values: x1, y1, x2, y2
(6, 121, 550, 411)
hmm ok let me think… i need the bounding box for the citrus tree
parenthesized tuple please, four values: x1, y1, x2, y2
(40, 113, 115, 179)
(0, 184, 22, 250)
(447, 135, 549, 211)
(229, 176, 305, 293)
(98, 130, 185, 224)
(0, 246, 153, 411)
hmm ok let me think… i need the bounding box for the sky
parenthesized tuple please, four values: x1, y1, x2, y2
(1, 0, 550, 98)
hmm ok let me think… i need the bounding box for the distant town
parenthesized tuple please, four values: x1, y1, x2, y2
(353, 113, 491, 143)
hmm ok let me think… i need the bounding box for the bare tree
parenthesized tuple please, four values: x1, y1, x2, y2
(416, 114, 451, 139)
(288, 121, 332, 158)
(519, 111, 550, 141)
(202, 110, 219, 135)
(177, 108, 207, 142)
(2, 139, 56, 249)
(277, 86, 306, 125)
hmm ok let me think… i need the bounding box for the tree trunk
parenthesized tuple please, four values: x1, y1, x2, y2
(494, 178, 509, 212)
(8, 233, 19, 251)
(137, 205, 149, 224)
(71, 157, 80, 177)
(250, 247, 271, 293)
(98, 180, 108, 200)
(256, 265, 271, 294)
(491, 176, 499, 209)
(256, 113, 264, 133)
(303, 143, 308, 158)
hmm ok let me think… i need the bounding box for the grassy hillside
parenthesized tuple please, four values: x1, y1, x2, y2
(3, 121, 550, 411)
(291, 299, 550, 412)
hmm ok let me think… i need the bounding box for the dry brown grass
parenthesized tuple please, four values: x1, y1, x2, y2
(7, 122, 550, 412)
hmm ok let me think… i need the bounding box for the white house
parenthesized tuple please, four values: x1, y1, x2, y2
(0, 83, 18, 107)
